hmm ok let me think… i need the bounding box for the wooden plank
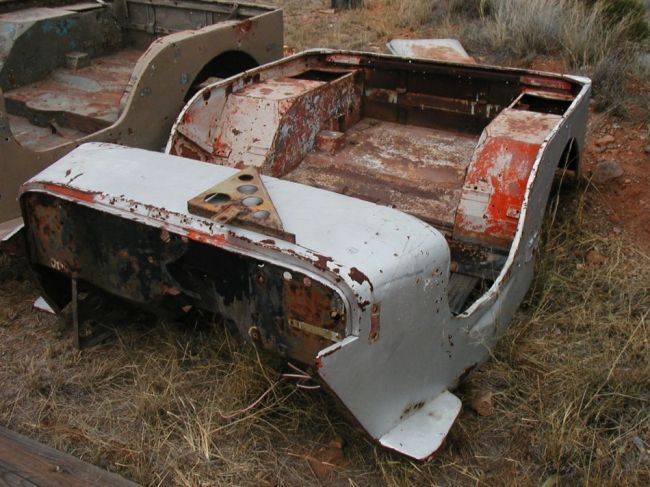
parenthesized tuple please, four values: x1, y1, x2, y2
(0, 427, 140, 487)
(448, 273, 480, 315)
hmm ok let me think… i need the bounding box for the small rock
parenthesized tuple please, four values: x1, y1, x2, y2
(632, 436, 646, 456)
(307, 438, 346, 479)
(540, 475, 562, 487)
(592, 160, 623, 183)
(328, 437, 345, 450)
(470, 391, 495, 417)
(645, 145, 650, 154)
(594, 134, 615, 147)
(585, 250, 608, 266)
(640, 53, 650, 71)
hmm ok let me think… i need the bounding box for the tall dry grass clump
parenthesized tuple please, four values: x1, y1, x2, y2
(384, 0, 436, 27)
(452, 0, 648, 112)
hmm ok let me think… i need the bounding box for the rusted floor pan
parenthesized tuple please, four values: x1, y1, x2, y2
(285, 119, 479, 230)
(5, 48, 143, 150)
(7, 113, 86, 150)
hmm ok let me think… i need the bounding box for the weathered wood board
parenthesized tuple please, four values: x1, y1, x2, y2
(0, 427, 140, 487)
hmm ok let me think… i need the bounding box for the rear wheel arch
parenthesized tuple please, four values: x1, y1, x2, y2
(184, 50, 259, 101)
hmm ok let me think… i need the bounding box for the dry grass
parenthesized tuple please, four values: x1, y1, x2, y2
(383, 0, 435, 28)
(279, 0, 648, 114)
(1, 1, 649, 486)
(456, 0, 648, 113)
(1, 185, 648, 486)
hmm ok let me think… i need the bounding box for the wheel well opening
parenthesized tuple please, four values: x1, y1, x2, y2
(559, 138, 580, 173)
(185, 51, 258, 101)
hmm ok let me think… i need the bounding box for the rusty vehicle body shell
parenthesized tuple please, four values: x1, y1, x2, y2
(20, 50, 591, 460)
(0, 0, 283, 238)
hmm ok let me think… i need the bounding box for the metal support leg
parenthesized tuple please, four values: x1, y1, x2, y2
(71, 278, 80, 349)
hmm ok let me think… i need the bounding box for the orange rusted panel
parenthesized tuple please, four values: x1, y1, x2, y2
(453, 109, 563, 249)
(521, 75, 573, 93)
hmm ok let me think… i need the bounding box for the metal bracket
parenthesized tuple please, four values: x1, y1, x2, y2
(187, 166, 296, 243)
(70, 278, 114, 350)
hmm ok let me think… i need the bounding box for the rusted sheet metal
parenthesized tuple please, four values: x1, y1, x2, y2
(170, 69, 363, 177)
(22, 50, 592, 461)
(314, 129, 346, 154)
(23, 189, 346, 366)
(521, 75, 574, 93)
(5, 49, 144, 134)
(187, 166, 294, 242)
(288, 119, 477, 231)
(387, 38, 476, 64)
(0, 0, 284, 228)
(454, 109, 563, 249)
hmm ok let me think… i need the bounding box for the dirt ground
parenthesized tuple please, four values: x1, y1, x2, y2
(1, 1, 649, 486)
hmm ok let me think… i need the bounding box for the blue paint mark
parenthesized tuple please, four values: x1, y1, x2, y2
(40, 18, 77, 36)
(2, 24, 16, 36)
(40, 20, 54, 34)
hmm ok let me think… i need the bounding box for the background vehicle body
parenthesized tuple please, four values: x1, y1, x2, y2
(0, 0, 283, 237)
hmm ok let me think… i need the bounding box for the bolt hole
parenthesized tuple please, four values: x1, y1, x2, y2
(242, 196, 262, 207)
(237, 184, 258, 194)
(204, 192, 230, 204)
(238, 174, 254, 181)
(252, 210, 269, 219)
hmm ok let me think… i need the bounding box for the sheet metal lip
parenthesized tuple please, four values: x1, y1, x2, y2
(299, 48, 593, 86)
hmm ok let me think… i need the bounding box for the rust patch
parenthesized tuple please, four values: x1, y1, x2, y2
(369, 302, 380, 343)
(358, 299, 370, 311)
(410, 45, 476, 64)
(315, 130, 346, 154)
(348, 266, 373, 291)
(234, 19, 253, 36)
(40, 183, 100, 203)
(400, 400, 425, 420)
(287, 119, 478, 231)
(186, 166, 296, 243)
(282, 270, 346, 364)
(312, 254, 333, 272)
(453, 109, 562, 249)
(186, 229, 229, 247)
(521, 75, 573, 93)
